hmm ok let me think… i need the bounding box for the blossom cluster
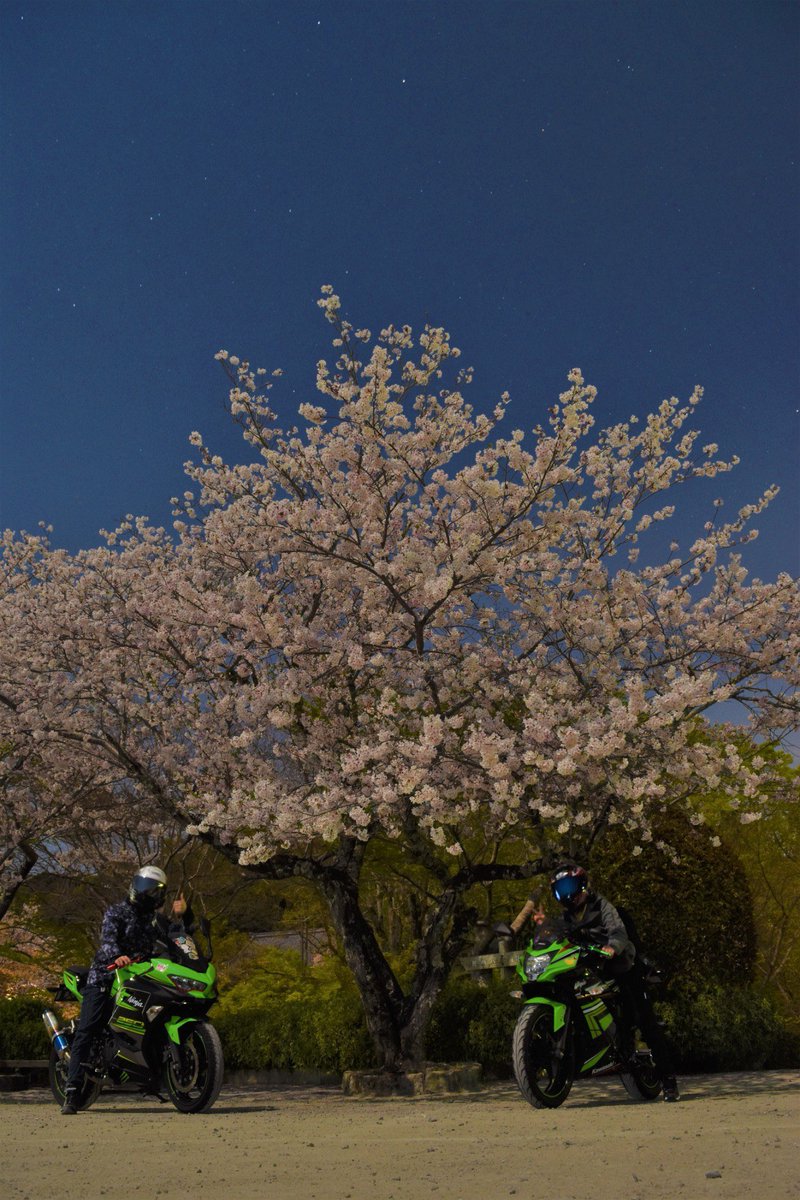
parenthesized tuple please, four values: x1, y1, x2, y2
(1, 292, 798, 883)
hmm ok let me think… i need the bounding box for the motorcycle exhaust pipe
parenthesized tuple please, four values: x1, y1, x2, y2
(42, 1010, 70, 1060)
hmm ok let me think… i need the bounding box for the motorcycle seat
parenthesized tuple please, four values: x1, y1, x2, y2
(67, 967, 90, 991)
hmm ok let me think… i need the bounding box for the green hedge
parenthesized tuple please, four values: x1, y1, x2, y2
(4, 960, 796, 1076)
(215, 993, 374, 1073)
(0, 995, 54, 1059)
(426, 971, 800, 1076)
(212, 948, 375, 1073)
(657, 983, 797, 1072)
(425, 974, 518, 1075)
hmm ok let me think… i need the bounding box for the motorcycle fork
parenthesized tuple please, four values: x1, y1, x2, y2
(165, 1042, 183, 1072)
(551, 1005, 573, 1062)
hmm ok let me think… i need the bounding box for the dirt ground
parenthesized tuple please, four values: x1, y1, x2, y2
(2, 1071, 798, 1200)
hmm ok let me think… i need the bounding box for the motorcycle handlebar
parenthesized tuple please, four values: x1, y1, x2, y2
(553, 939, 614, 960)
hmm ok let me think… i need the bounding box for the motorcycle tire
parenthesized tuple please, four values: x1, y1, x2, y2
(619, 1049, 663, 1101)
(512, 1003, 575, 1109)
(48, 1045, 101, 1112)
(164, 1020, 224, 1114)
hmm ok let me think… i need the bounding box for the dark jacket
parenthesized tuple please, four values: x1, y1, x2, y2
(550, 891, 636, 971)
(86, 899, 158, 987)
(157, 899, 194, 942)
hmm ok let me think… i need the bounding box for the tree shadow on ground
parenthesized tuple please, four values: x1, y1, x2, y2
(450, 1070, 800, 1107)
(234, 1070, 800, 1108)
(86, 1103, 272, 1115)
(2, 1070, 796, 1112)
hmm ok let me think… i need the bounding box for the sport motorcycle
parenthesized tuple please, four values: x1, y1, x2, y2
(43, 923, 223, 1114)
(511, 924, 663, 1108)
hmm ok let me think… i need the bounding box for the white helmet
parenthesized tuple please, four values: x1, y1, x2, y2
(129, 865, 167, 911)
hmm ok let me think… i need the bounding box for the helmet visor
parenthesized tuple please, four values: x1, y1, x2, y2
(130, 876, 166, 908)
(552, 874, 584, 904)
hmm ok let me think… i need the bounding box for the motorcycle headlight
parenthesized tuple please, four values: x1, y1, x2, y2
(524, 954, 551, 981)
(169, 974, 205, 995)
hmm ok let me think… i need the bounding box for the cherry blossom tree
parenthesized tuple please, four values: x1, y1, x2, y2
(0, 531, 171, 921)
(0, 533, 95, 919)
(2, 291, 797, 1067)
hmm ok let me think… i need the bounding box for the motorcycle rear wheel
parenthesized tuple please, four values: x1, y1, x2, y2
(164, 1020, 224, 1113)
(619, 1049, 663, 1101)
(48, 1045, 101, 1112)
(513, 1004, 574, 1109)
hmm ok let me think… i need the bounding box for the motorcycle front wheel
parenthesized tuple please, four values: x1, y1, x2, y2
(48, 1044, 101, 1112)
(164, 1020, 224, 1113)
(619, 1049, 663, 1101)
(512, 1004, 574, 1109)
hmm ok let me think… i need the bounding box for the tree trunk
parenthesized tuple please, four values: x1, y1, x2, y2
(0, 842, 38, 922)
(320, 860, 544, 1071)
(199, 824, 547, 1073)
(317, 865, 410, 1070)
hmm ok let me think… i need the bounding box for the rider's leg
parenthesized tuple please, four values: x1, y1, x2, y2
(62, 984, 111, 1110)
(618, 965, 679, 1099)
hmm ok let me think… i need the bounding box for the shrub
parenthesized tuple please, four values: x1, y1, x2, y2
(214, 993, 375, 1073)
(212, 947, 374, 1073)
(426, 974, 517, 1075)
(590, 811, 757, 991)
(426, 969, 800, 1077)
(0, 994, 53, 1059)
(762, 1023, 800, 1069)
(658, 983, 794, 1072)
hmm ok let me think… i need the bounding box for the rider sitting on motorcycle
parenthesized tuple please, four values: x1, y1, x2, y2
(511, 864, 680, 1102)
(61, 866, 188, 1115)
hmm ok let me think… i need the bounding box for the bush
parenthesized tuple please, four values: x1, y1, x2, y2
(762, 1023, 800, 1069)
(215, 993, 375, 1073)
(213, 947, 375, 1073)
(426, 970, 800, 1077)
(426, 974, 518, 1076)
(658, 983, 796, 1072)
(590, 811, 757, 991)
(0, 995, 53, 1059)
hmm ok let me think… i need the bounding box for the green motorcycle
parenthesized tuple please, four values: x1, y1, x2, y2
(43, 924, 223, 1114)
(511, 925, 663, 1109)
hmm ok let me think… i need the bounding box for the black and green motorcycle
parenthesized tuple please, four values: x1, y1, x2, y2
(43, 924, 223, 1114)
(511, 925, 663, 1109)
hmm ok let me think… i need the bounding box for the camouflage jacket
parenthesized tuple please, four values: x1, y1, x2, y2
(86, 899, 157, 988)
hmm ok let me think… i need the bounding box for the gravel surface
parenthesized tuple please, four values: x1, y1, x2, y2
(2, 1071, 798, 1200)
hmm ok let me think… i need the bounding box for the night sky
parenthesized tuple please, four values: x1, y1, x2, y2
(2, 0, 798, 581)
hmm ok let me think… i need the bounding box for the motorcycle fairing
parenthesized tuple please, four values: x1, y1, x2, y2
(165, 1015, 198, 1045)
(521, 994, 568, 1031)
(55, 968, 87, 1002)
(522, 972, 618, 1065)
(579, 996, 615, 1041)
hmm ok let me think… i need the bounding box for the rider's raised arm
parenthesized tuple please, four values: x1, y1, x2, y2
(509, 899, 539, 935)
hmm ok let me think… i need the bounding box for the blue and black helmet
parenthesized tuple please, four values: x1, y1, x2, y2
(550, 864, 589, 909)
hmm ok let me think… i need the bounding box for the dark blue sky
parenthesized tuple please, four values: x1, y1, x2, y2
(2, 0, 798, 579)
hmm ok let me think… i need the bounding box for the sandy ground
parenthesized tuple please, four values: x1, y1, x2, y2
(2, 1072, 798, 1200)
